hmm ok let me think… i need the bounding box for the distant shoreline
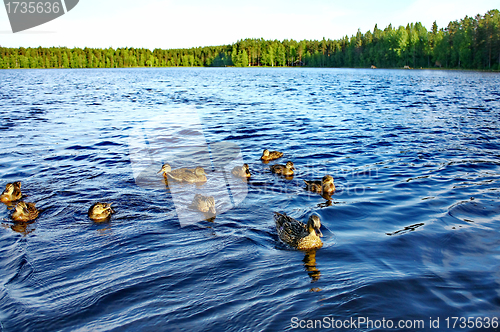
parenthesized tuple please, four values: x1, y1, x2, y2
(1, 66, 498, 72)
(2, 9, 500, 71)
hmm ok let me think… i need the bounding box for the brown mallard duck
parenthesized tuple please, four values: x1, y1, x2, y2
(270, 161, 295, 176)
(1, 181, 22, 203)
(304, 175, 335, 195)
(261, 149, 283, 161)
(231, 164, 251, 178)
(12, 201, 39, 222)
(274, 212, 323, 250)
(191, 194, 216, 214)
(88, 202, 114, 222)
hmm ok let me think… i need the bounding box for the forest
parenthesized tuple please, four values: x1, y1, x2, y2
(0, 9, 499, 70)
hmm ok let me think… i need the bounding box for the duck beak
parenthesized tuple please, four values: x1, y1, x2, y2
(316, 228, 323, 237)
(209, 206, 216, 214)
(157, 168, 163, 174)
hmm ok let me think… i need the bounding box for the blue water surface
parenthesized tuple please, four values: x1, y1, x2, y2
(0, 68, 499, 331)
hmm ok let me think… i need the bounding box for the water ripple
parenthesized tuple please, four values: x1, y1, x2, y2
(0, 68, 499, 331)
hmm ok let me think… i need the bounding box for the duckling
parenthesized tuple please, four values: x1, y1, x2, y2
(304, 175, 335, 195)
(88, 202, 114, 222)
(231, 164, 251, 178)
(274, 212, 323, 250)
(261, 149, 283, 161)
(1, 181, 22, 203)
(270, 161, 295, 176)
(166, 166, 207, 183)
(12, 201, 39, 222)
(191, 194, 216, 214)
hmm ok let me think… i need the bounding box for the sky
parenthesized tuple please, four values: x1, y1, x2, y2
(0, 0, 498, 49)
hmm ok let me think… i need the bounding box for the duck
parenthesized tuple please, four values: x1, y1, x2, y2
(270, 161, 295, 176)
(304, 175, 335, 195)
(1, 181, 22, 203)
(191, 194, 216, 214)
(12, 201, 39, 222)
(88, 202, 114, 222)
(231, 164, 251, 178)
(158, 164, 207, 183)
(261, 149, 283, 161)
(274, 212, 323, 250)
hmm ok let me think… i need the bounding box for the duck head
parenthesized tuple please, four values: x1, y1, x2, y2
(307, 214, 323, 237)
(157, 163, 172, 175)
(286, 161, 295, 170)
(262, 149, 270, 157)
(194, 166, 206, 176)
(322, 175, 334, 185)
(2, 183, 15, 196)
(243, 164, 251, 177)
(1, 181, 21, 201)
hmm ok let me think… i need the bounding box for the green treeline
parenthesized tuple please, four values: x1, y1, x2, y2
(1, 9, 499, 70)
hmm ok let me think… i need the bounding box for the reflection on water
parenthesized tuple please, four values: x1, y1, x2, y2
(203, 213, 216, 222)
(1, 221, 35, 235)
(94, 222, 113, 236)
(303, 249, 321, 283)
(0, 68, 499, 331)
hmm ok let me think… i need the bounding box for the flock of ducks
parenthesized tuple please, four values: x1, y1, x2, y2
(1, 149, 336, 250)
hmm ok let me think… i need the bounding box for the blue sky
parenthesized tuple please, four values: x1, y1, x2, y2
(0, 0, 498, 49)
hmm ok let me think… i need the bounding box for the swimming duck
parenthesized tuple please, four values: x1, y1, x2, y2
(270, 161, 295, 176)
(304, 175, 335, 195)
(231, 164, 251, 178)
(12, 201, 39, 222)
(1, 181, 22, 203)
(261, 149, 283, 161)
(88, 202, 114, 222)
(191, 194, 216, 214)
(274, 212, 323, 250)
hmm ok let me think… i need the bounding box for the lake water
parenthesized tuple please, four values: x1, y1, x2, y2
(0, 68, 499, 331)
